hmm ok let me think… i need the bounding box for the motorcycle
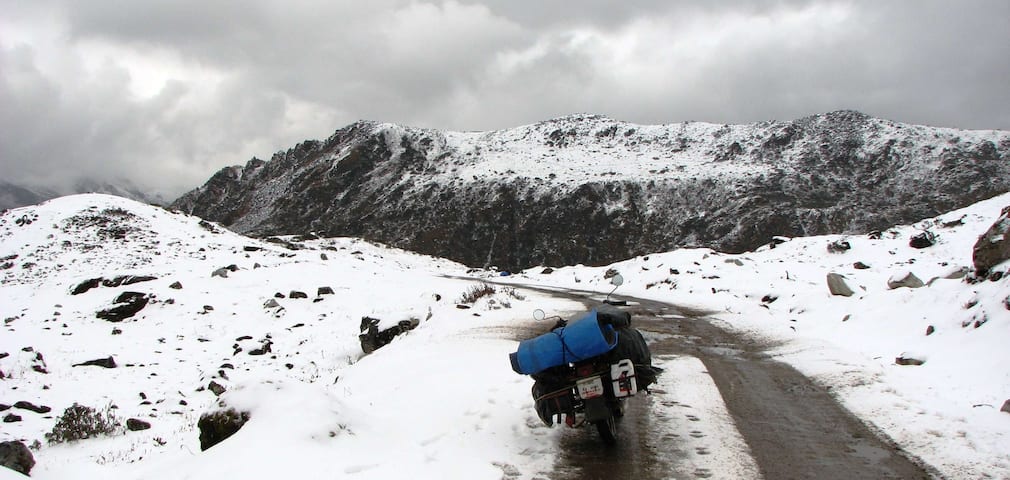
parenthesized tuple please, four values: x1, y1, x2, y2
(509, 275, 660, 445)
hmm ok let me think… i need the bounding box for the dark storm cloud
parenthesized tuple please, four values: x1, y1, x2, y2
(1, 0, 1008, 198)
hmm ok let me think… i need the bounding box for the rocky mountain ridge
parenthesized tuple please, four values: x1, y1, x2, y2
(172, 111, 1010, 270)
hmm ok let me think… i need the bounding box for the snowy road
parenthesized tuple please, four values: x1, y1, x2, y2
(511, 286, 938, 479)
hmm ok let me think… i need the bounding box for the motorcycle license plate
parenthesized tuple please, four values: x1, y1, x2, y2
(576, 376, 605, 399)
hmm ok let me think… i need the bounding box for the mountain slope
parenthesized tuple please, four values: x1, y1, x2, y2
(172, 111, 1010, 270)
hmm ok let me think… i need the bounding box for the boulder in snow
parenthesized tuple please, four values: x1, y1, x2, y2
(208, 381, 227, 397)
(359, 316, 421, 354)
(197, 407, 249, 451)
(1001, 399, 1010, 414)
(13, 401, 51, 414)
(0, 440, 35, 475)
(887, 271, 925, 289)
(827, 239, 851, 253)
(96, 292, 150, 321)
(73, 356, 117, 368)
(126, 418, 151, 431)
(973, 205, 1010, 274)
(826, 273, 856, 297)
(895, 355, 925, 366)
(909, 231, 936, 249)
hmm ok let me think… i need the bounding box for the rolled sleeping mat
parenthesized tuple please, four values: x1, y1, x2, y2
(509, 310, 618, 375)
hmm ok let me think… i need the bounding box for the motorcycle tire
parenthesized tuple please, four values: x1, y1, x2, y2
(595, 416, 618, 445)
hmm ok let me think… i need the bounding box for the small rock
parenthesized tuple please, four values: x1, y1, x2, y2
(827, 240, 851, 253)
(1001, 399, 1010, 414)
(909, 231, 936, 249)
(826, 273, 856, 297)
(887, 271, 925, 289)
(13, 401, 51, 414)
(289, 291, 308, 299)
(853, 261, 871, 270)
(895, 356, 926, 366)
(926, 325, 935, 336)
(541, 267, 554, 274)
(169, 281, 183, 289)
(944, 267, 969, 280)
(989, 270, 1005, 282)
(73, 356, 117, 368)
(127, 418, 152, 431)
(211, 268, 230, 278)
(263, 299, 281, 309)
(0, 440, 35, 475)
(761, 294, 778, 304)
(320, 253, 328, 261)
(317, 286, 334, 296)
(208, 381, 226, 397)
(3, 413, 22, 423)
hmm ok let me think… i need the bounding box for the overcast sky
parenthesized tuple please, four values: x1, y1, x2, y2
(2, 0, 1008, 198)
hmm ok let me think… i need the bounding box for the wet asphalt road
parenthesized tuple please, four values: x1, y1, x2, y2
(510, 285, 939, 480)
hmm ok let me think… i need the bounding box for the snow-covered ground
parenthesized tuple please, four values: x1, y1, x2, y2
(2, 192, 1009, 479)
(503, 192, 1010, 478)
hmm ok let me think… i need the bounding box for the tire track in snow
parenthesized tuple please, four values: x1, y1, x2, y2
(649, 354, 760, 479)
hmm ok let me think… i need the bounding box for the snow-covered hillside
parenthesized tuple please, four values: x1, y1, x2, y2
(2, 192, 1010, 479)
(0, 194, 579, 479)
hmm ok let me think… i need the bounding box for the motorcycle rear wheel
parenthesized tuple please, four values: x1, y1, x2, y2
(595, 416, 618, 445)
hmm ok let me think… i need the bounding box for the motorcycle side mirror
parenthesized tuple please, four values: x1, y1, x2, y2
(610, 274, 624, 287)
(533, 309, 546, 321)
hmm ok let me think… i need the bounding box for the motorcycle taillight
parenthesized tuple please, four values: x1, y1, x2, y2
(576, 365, 594, 377)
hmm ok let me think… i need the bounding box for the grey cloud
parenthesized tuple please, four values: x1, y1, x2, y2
(1, 0, 1008, 199)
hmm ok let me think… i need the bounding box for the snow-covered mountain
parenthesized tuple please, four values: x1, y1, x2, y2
(171, 111, 1010, 271)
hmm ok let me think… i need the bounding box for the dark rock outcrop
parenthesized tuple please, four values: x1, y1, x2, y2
(172, 112, 1010, 270)
(71, 275, 158, 295)
(0, 440, 35, 475)
(359, 316, 421, 354)
(198, 408, 249, 451)
(96, 292, 150, 321)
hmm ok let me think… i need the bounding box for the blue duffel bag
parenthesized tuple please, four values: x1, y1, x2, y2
(509, 310, 619, 375)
